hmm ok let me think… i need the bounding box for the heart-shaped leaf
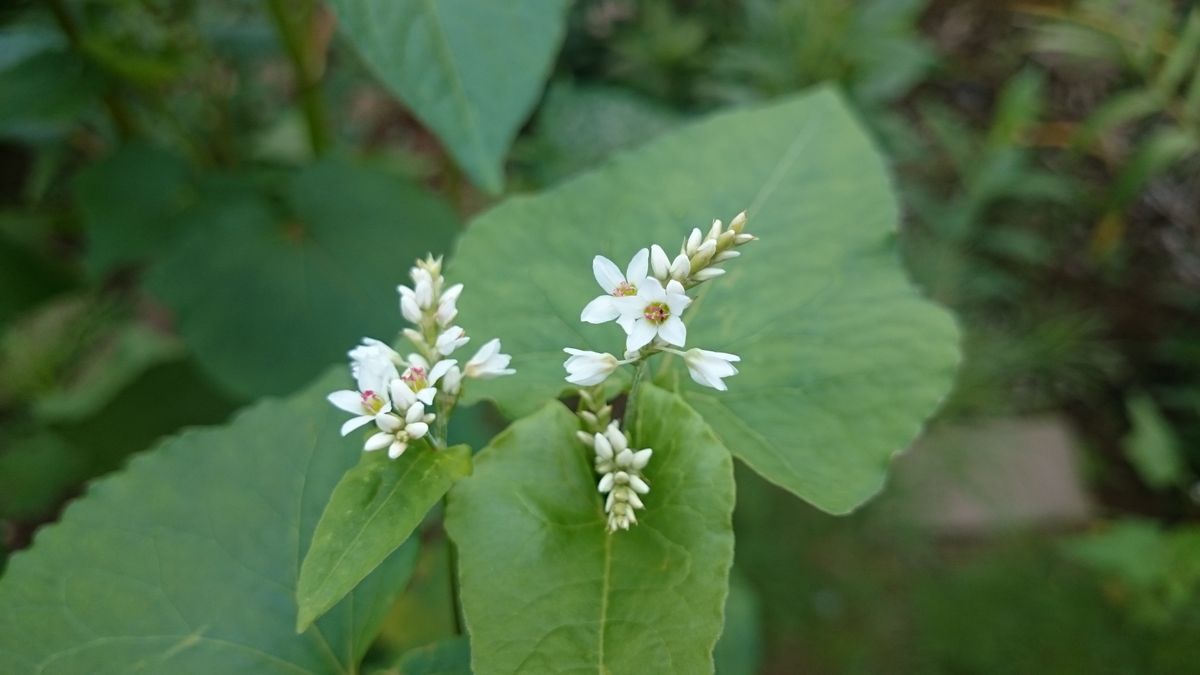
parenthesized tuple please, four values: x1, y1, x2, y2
(446, 383, 735, 674)
(297, 444, 472, 633)
(327, 0, 570, 193)
(146, 159, 457, 399)
(0, 371, 417, 674)
(449, 87, 960, 514)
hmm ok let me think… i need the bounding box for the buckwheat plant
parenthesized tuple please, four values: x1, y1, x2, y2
(327, 254, 514, 457)
(563, 210, 755, 531)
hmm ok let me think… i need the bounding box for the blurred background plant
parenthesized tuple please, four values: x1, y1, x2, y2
(2, 0, 1200, 672)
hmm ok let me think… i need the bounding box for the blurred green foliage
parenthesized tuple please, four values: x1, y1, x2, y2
(3, 0, 1200, 671)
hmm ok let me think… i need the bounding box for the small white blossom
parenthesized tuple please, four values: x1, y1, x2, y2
(616, 277, 692, 351)
(592, 422, 652, 532)
(400, 353, 457, 404)
(437, 283, 464, 327)
(580, 249, 649, 324)
(398, 287, 423, 323)
(442, 364, 463, 395)
(464, 338, 515, 379)
(563, 348, 623, 386)
(364, 400, 432, 459)
(328, 338, 400, 436)
(683, 348, 741, 391)
(435, 325, 470, 356)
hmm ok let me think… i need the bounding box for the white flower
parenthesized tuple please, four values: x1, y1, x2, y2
(435, 325, 470, 356)
(328, 338, 400, 436)
(398, 286, 423, 323)
(592, 422, 652, 532)
(580, 249, 649, 324)
(364, 401, 432, 459)
(683, 348, 740, 391)
(562, 348, 623, 386)
(398, 353, 457, 405)
(616, 277, 692, 351)
(464, 338, 515, 379)
(437, 283, 464, 327)
(442, 364, 463, 395)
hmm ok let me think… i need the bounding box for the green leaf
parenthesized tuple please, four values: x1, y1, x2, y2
(75, 142, 193, 276)
(327, 0, 570, 193)
(0, 429, 88, 520)
(1107, 127, 1199, 209)
(297, 444, 472, 633)
(146, 159, 458, 398)
(446, 384, 735, 674)
(1125, 395, 1188, 489)
(1074, 89, 1161, 149)
(395, 637, 471, 675)
(1154, 11, 1200, 98)
(0, 371, 419, 673)
(449, 87, 960, 514)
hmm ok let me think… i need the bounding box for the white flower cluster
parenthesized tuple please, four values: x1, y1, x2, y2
(577, 421, 651, 531)
(329, 255, 514, 458)
(563, 211, 755, 532)
(563, 211, 754, 391)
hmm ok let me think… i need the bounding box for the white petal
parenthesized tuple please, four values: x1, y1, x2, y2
(340, 415, 373, 436)
(650, 244, 671, 279)
(592, 255, 624, 292)
(686, 227, 703, 254)
(468, 338, 500, 368)
(375, 414, 403, 433)
(328, 390, 364, 414)
(388, 440, 407, 459)
(400, 294, 423, 323)
(406, 422, 429, 438)
(364, 432, 392, 452)
(405, 403, 426, 423)
(658, 316, 687, 347)
(429, 359, 457, 384)
(580, 295, 619, 324)
(625, 248, 649, 285)
(594, 433, 614, 460)
(416, 387, 436, 405)
(626, 319, 657, 352)
(629, 475, 651, 494)
(670, 253, 690, 280)
(631, 449, 652, 470)
(390, 379, 417, 409)
(598, 473, 615, 493)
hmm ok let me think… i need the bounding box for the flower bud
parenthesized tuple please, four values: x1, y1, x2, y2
(650, 244, 671, 279)
(692, 267, 725, 281)
(730, 210, 747, 233)
(685, 228, 703, 255)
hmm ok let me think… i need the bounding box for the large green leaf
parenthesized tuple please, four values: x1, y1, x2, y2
(449, 87, 960, 514)
(146, 159, 457, 399)
(297, 444, 472, 632)
(394, 637, 471, 675)
(327, 0, 570, 193)
(0, 371, 418, 674)
(446, 384, 735, 674)
(75, 142, 193, 277)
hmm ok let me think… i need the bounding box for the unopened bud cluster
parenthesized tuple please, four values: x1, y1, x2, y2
(328, 255, 514, 458)
(574, 390, 651, 531)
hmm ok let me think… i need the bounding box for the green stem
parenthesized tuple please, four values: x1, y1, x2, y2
(624, 360, 647, 433)
(265, 0, 331, 156)
(44, 0, 137, 140)
(445, 516, 466, 635)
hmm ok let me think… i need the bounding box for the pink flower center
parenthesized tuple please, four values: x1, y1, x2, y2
(611, 281, 637, 297)
(361, 390, 384, 414)
(643, 302, 670, 324)
(402, 366, 428, 391)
